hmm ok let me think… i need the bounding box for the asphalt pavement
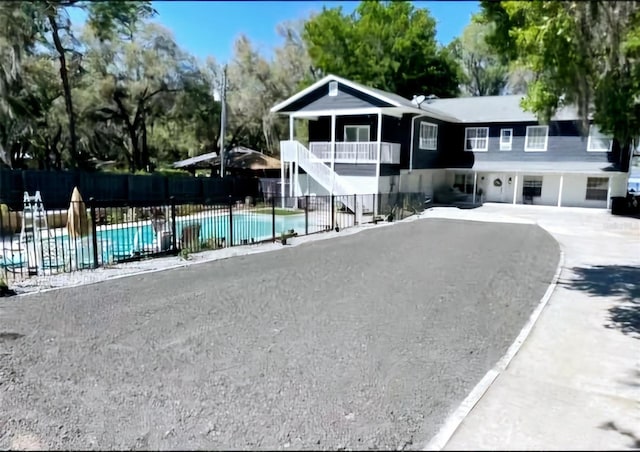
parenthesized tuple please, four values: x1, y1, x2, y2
(0, 218, 559, 450)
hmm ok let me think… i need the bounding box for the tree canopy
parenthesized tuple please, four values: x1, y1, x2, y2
(448, 16, 508, 96)
(0, 1, 313, 171)
(0, 0, 486, 173)
(479, 0, 640, 151)
(302, 0, 461, 99)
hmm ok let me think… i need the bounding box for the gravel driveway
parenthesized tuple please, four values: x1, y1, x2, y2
(0, 218, 559, 450)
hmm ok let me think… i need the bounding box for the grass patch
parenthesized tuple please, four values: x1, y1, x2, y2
(254, 208, 303, 216)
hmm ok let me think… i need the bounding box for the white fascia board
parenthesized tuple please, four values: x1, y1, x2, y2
(270, 74, 336, 113)
(290, 108, 383, 118)
(271, 74, 408, 114)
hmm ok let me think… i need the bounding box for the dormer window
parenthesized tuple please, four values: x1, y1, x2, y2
(328, 81, 338, 96)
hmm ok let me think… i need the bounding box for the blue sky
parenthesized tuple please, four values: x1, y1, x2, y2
(69, 1, 480, 64)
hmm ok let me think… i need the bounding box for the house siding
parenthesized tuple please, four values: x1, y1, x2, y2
(334, 163, 376, 177)
(380, 165, 401, 176)
(307, 114, 412, 145)
(446, 121, 626, 170)
(288, 82, 393, 112)
(308, 115, 379, 142)
(411, 118, 469, 170)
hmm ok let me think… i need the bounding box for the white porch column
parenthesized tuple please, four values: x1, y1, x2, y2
(472, 171, 478, 204)
(557, 173, 564, 207)
(375, 111, 382, 216)
(513, 172, 519, 204)
(294, 160, 299, 197)
(290, 115, 298, 197)
(289, 162, 293, 198)
(280, 150, 285, 208)
(330, 114, 336, 195)
(606, 176, 612, 210)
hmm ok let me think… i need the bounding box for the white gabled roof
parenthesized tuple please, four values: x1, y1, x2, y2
(270, 74, 416, 113)
(270, 74, 461, 122)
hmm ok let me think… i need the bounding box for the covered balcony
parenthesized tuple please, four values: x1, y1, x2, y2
(308, 141, 401, 164)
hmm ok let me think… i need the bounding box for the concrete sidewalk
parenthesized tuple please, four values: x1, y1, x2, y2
(421, 204, 640, 451)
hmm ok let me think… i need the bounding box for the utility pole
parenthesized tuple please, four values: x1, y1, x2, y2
(219, 64, 227, 178)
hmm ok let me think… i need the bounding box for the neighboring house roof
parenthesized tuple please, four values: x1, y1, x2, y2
(421, 95, 582, 123)
(173, 147, 280, 170)
(173, 151, 218, 169)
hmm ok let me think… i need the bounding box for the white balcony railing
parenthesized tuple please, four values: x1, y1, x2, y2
(308, 141, 401, 164)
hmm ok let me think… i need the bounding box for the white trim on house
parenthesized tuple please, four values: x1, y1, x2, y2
(419, 122, 438, 150)
(524, 125, 549, 152)
(587, 124, 613, 152)
(271, 74, 406, 113)
(344, 125, 370, 142)
(465, 127, 489, 152)
(271, 74, 461, 122)
(500, 128, 513, 151)
(409, 114, 431, 172)
(290, 107, 384, 118)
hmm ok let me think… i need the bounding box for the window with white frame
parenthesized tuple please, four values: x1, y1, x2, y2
(525, 125, 549, 151)
(419, 122, 438, 150)
(465, 127, 489, 151)
(500, 128, 513, 151)
(523, 176, 543, 198)
(587, 125, 612, 152)
(585, 177, 609, 201)
(344, 125, 369, 142)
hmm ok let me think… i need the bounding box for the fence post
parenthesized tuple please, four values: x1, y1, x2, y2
(305, 195, 309, 235)
(330, 194, 335, 231)
(353, 194, 357, 226)
(170, 196, 177, 251)
(0, 202, 4, 282)
(89, 198, 99, 269)
(228, 195, 234, 247)
(271, 196, 276, 242)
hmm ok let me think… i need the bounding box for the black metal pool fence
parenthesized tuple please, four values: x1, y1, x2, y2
(0, 192, 428, 282)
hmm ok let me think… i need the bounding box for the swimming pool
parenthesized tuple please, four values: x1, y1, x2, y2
(100, 212, 317, 261)
(2, 212, 322, 272)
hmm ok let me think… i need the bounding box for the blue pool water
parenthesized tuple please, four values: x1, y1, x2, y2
(99, 213, 313, 260)
(1, 213, 323, 271)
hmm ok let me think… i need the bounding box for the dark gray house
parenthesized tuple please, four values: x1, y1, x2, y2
(270, 74, 632, 214)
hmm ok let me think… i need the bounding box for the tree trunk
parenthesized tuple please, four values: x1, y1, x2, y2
(113, 94, 141, 172)
(48, 13, 79, 167)
(140, 111, 149, 172)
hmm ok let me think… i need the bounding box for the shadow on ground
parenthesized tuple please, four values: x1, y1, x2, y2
(561, 265, 640, 339)
(599, 421, 640, 448)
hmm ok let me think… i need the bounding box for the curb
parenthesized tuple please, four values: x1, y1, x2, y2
(423, 247, 565, 451)
(12, 215, 408, 298)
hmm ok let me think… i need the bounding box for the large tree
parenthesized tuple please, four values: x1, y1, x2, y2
(0, 1, 316, 171)
(448, 17, 508, 96)
(80, 21, 200, 172)
(226, 22, 318, 155)
(480, 0, 640, 155)
(302, 0, 461, 99)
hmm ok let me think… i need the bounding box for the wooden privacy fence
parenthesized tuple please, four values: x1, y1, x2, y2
(0, 169, 260, 210)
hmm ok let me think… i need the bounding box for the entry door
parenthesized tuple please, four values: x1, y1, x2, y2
(485, 173, 507, 203)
